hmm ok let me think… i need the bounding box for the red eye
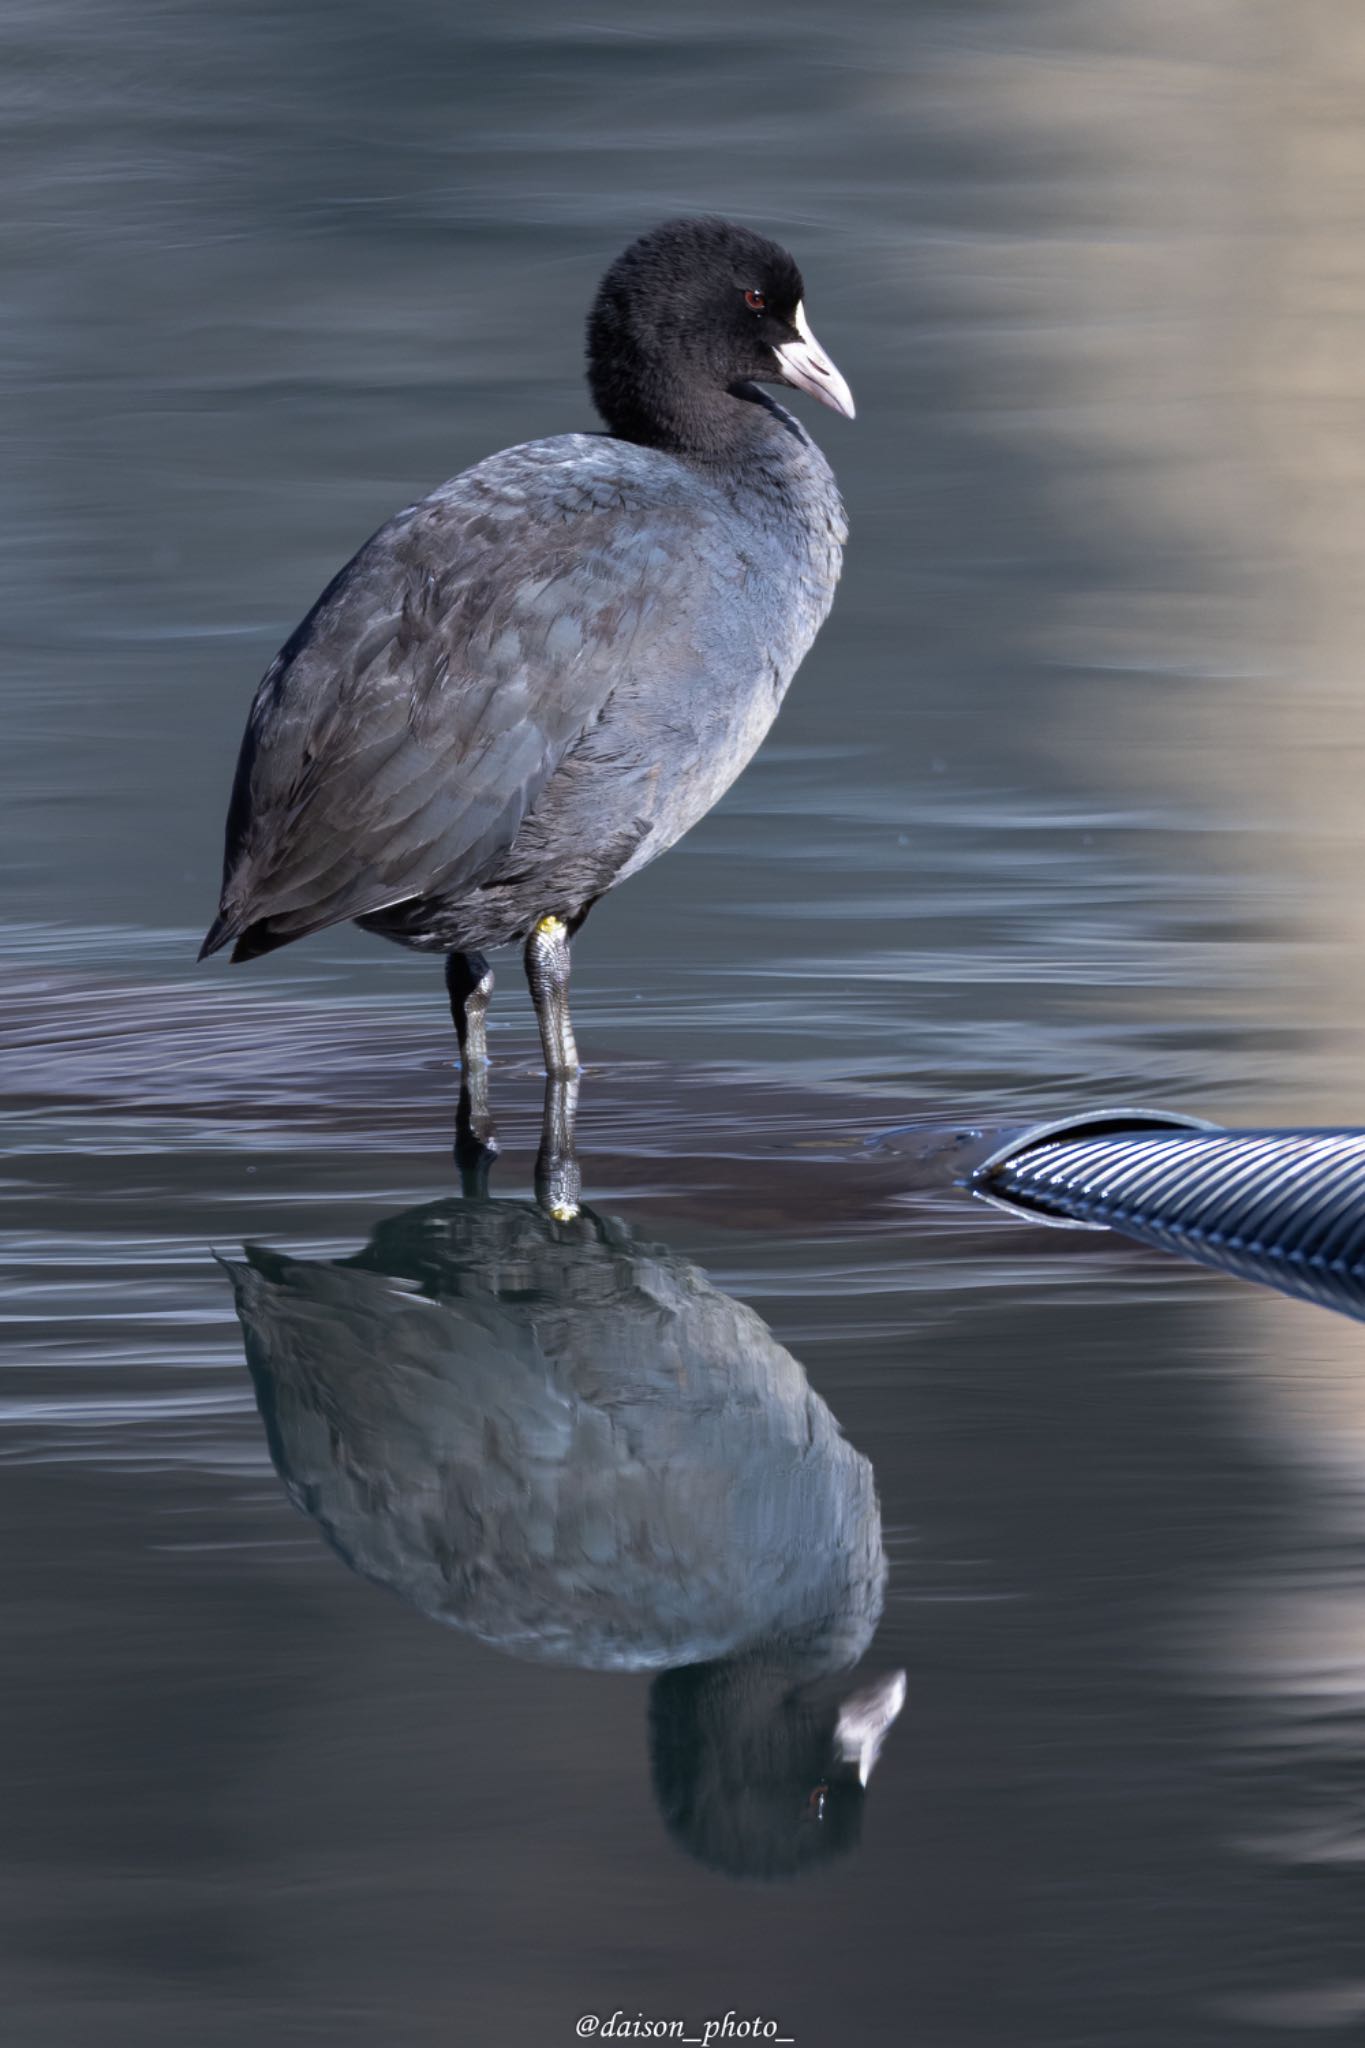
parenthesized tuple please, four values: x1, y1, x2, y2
(744, 288, 766, 312)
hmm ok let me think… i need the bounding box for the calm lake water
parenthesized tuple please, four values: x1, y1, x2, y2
(6, 3, 1365, 2043)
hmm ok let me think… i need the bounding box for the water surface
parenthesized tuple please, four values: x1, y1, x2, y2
(5, 4, 1365, 2043)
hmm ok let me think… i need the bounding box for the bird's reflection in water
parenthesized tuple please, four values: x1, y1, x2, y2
(223, 1198, 905, 1880)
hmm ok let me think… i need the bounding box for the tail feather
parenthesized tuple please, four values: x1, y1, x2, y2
(229, 922, 296, 964)
(201, 886, 426, 965)
(198, 908, 290, 963)
(197, 911, 239, 962)
(200, 907, 328, 965)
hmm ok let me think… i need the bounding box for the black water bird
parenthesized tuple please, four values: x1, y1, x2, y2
(224, 1197, 904, 1880)
(199, 218, 852, 1175)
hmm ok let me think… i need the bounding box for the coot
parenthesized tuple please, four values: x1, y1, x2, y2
(225, 1195, 903, 1877)
(200, 217, 852, 1090)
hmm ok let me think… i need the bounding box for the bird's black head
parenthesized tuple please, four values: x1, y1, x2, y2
(587, 216, 854, 459)
(648, 1658, 904, 1881)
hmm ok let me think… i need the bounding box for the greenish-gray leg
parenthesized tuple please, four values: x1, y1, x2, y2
(535, 1072, 582, 1222)
(445, 950, 498, 1171)
(523, 915, 580, 1076)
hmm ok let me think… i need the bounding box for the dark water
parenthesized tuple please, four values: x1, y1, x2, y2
(6, 3, 1365, 2042)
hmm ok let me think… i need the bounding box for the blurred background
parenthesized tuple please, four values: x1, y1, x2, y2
(5, 2, 1365, 2043)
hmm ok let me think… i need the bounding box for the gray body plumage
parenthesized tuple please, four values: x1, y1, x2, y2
(208, 404, 844, 962)
(224, 1200, 882, 1675)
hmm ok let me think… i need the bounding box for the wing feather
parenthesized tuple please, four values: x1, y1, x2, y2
(202, 436, 712, 958)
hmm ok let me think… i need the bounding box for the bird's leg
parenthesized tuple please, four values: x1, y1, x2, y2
(523, 915, 580, 1076)
(525, 917, 581, 1219)
(446, 948, 495, 1066)
(445, 950, 498, 1177)
(535, 1070, 582, 1222)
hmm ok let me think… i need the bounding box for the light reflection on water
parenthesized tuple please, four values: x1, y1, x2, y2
(5, 0, 1365, 2040)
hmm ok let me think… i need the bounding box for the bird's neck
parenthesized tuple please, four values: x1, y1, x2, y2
(598, 373, 803, 466)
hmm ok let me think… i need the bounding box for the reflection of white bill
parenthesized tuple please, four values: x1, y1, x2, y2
(836, 1668, 909, 1785)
